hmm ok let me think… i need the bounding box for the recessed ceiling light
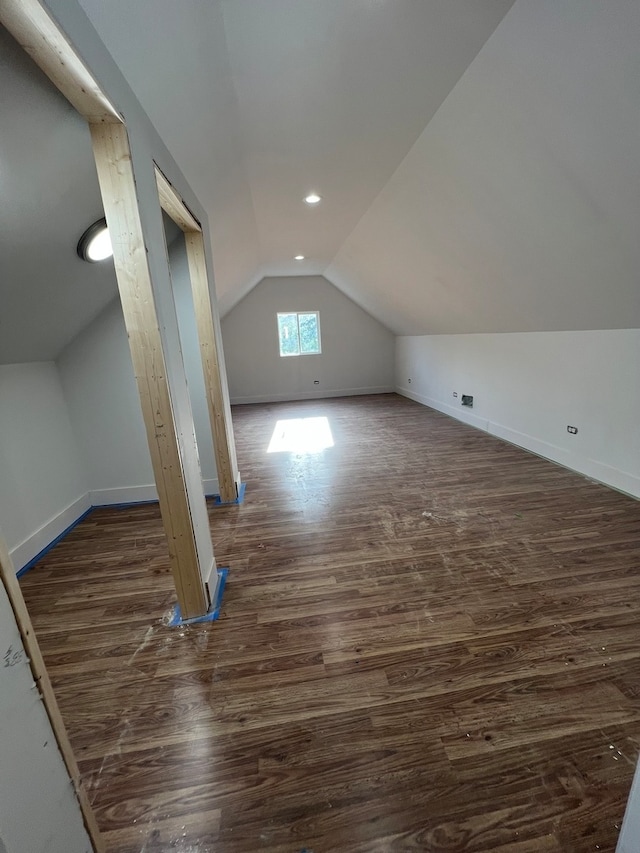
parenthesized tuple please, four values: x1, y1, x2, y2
(304, 193, 321, 205)
(77, 217, 113, 262)
(294, 255, 305, 261)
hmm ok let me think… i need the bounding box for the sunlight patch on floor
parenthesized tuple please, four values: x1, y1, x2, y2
(267, 417, 334, 454)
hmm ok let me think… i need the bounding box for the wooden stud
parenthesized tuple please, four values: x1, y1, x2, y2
(0, 0, 121, 123)
(0, 538, 104, 852)
(155, 166, 201, 233)
(1, 0, 211, 616)
(90, 123, 209, 618)
(154, 166, 238, 503)
(184, 231, 237, 502)
(1, 0, 209, 615)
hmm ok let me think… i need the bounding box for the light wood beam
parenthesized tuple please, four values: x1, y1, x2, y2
(155, 167, 201, 233)
(90, 122, 209, 618)
(0, 538, 104, 852)
(185, 231, 237, 502)
(154, 166, 238, 503)
(0, 0, 120, 123)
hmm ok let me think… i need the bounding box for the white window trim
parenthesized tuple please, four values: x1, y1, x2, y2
(277, 311, 321, 357)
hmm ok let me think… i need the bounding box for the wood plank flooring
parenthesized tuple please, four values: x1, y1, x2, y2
(19, 393, 640, 852)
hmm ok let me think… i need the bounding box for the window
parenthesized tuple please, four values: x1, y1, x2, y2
(277, 311, 321, 357)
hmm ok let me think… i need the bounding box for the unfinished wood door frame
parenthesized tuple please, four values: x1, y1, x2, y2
(155, 167, 238, 503)
(0, 538, 104, 852)
(0, 0, 215, 620)
(91, 124, 209, 618)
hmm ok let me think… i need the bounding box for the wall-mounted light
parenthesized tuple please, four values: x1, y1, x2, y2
(304, 193, 321, 205)
(294, 255, 305, 261)
(77, 217, 113, 262)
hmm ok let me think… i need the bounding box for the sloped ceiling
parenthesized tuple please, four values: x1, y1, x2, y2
(2, 0, 638, 365)
(218, 0, 516, 285)
(75, 0, 262, 317)
(328, 0, 640, 334)
(0, 25, 118, 364)
(76, 0, 515, 315)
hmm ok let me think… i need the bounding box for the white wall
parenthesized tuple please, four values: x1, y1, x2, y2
(396, 329, 640, 498)
(0, 364, 89, 570)
(57, 288, 220, 505)
(3, 243, 225, 562)
(57, 300, 154, 504)
(222, 275, 395, 404)
(0, 579, 91, 853)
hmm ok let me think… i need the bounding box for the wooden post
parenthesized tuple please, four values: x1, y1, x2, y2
(0, 0, 217, 615)
(90, 123, 209, 619)
(155, 167, 238, 503)
(184, 232, 237, 502)
(0, 538, 104, 852)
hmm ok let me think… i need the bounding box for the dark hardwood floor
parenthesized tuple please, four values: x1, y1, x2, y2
(19, 394, 640, 852)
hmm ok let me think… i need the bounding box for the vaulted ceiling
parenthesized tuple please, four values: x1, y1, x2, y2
(1, 0, 639, 364)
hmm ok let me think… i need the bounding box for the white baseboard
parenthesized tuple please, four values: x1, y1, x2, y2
(90, 478, 221, 506)
(12, 476, 230, 575)
(10, 493, 92, 572)
(203, 558, 219, 604)
(203, 478, 220, 498)
(397, 386, 640, 500)
(489, 422, 640, 499)
(230, 385, 394, 405)
(397, 386, 489, 432)
(90, 484, 159, 506)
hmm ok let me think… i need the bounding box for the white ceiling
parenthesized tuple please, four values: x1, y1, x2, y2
(328, 0, 640, 334)
(75, 0, 515, 313)
(219, 0, 516, 281)
(2, 0, 639, 364)
(74, 0, 263, 316)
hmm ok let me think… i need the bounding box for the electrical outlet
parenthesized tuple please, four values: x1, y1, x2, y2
(408, 378, 412, 384)
(453, 391, 458, 398)
(567, 425, 578, 434)
(313, 380, 320, 385)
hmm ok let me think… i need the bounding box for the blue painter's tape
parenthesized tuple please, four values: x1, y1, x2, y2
(167, 567, 229, 627)
(16, 508, 95, 578)
(209, 482, 246, 506)
(16, 486, 244, 580)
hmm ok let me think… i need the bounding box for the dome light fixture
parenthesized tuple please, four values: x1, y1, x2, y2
(77, 217, 113, 262)
(294, 254, 305, 261)
(304, 193, 321, 205)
